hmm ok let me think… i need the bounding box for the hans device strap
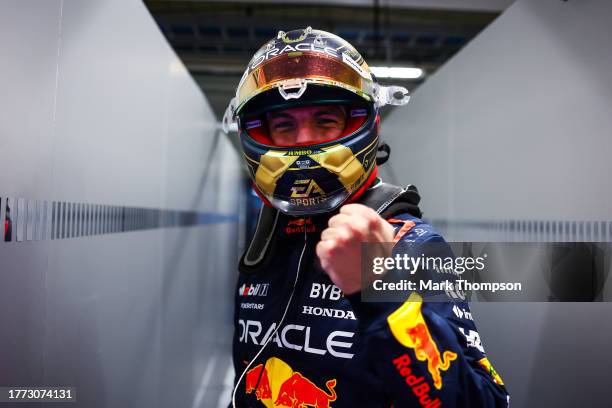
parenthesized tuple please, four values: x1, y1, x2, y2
(357, 178, 422, 219)
(240, 204, 280, 273)
(238, 179, 422, 272)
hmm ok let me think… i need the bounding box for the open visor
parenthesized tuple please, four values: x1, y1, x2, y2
(241, 102, 371, 147)
(222, 52, 410, 135)
(235, 51, 376, 114)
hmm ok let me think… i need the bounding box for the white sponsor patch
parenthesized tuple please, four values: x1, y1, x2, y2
(342, 52, 372, 80)
(458, 327, 485, 353)
(238, 319, 355, 359)
(240, 302, 264, 310)
(245, 119, 262, 129)
(309, 283, 343, 300)
(452, 305, 473, 321)
(350, 108, 367, 117)
(302, 305, 356, 320)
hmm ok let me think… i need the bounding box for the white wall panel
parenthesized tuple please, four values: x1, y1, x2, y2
(380, 1, 612, 406)
(53, 0, 170, 206)
(383, 0, 612, 226)
(0, 0, 61, 199)
(0, 1, 241, 407)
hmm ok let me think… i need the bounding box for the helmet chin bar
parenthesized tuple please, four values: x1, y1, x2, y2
(268, 190, 350, 216)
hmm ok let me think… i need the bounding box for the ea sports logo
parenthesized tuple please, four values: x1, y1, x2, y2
(290, 179, 324, 198)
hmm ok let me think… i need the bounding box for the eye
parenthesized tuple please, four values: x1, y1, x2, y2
(273, 120, 295, 131)
(317, 117, 340, 126)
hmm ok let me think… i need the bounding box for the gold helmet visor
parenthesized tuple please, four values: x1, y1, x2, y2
(235, 51, 375, 114)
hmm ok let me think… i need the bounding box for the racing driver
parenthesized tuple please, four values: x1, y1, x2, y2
(222, 27, 509, 408)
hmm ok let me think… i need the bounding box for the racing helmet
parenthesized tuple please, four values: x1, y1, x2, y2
(223, 27, 410, 216)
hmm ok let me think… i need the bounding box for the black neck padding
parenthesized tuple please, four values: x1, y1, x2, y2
(239, 179, 423, 273)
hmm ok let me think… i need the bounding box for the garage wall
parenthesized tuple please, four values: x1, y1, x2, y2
(379, 0, 612, 406)
(0, 1, 241, 407)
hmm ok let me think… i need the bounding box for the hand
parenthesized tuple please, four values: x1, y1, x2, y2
(316, 203, 395, 295)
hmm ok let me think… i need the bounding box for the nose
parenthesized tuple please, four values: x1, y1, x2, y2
(295, 122, 319, 144)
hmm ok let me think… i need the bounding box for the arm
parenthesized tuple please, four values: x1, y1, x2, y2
(347, 288, 509, 407)
(317, 204, 509, 407)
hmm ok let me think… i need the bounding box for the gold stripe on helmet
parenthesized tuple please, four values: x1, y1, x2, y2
(254, 151, 299, 196)
(309, 144, 366, 192)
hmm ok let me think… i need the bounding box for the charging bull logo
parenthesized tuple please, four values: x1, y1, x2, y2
(387, 293, 457, 390)
(246, 364, 273, 400)
(407, 323, 457, 389)
(285, 217, 316, 234)
(287, 218, 311, 227)
(245, 357, 338, 407)
(275, 373, 337, 408)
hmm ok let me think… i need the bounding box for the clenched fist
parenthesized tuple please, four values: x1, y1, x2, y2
(316, 203, 395, 295)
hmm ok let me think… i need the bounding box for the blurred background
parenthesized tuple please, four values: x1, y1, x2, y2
(1, 0, 612, 407)
(144, 0, 509, 121)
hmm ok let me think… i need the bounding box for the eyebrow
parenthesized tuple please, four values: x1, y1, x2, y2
(314, 108, 345, 118)
(267, 107, 345, 121)
(267, 112, 293, 121)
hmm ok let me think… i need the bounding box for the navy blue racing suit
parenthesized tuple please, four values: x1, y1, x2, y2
(231, 191, 509, 407)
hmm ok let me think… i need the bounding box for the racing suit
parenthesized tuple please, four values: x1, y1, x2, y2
(231, 181, 509, 407)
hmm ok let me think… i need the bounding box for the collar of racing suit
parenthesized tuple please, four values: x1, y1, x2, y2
(239, 178, 422, 275)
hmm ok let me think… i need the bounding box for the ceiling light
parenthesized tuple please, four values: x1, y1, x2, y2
(370, 66, 423, 79)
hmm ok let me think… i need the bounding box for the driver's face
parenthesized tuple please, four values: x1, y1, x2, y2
(266, 105, 347, 146)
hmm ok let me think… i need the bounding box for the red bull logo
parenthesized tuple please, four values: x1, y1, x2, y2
(287, 218, 310, 227)
(246, 364, 272, 400)
(407, 323, 457, 389)
(393, 354, 441, 408)
(285, 217, 316, 234)
(387, 293, 457, 390)
(245, 357, 338, 407)
(275, 373, 337, 408)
